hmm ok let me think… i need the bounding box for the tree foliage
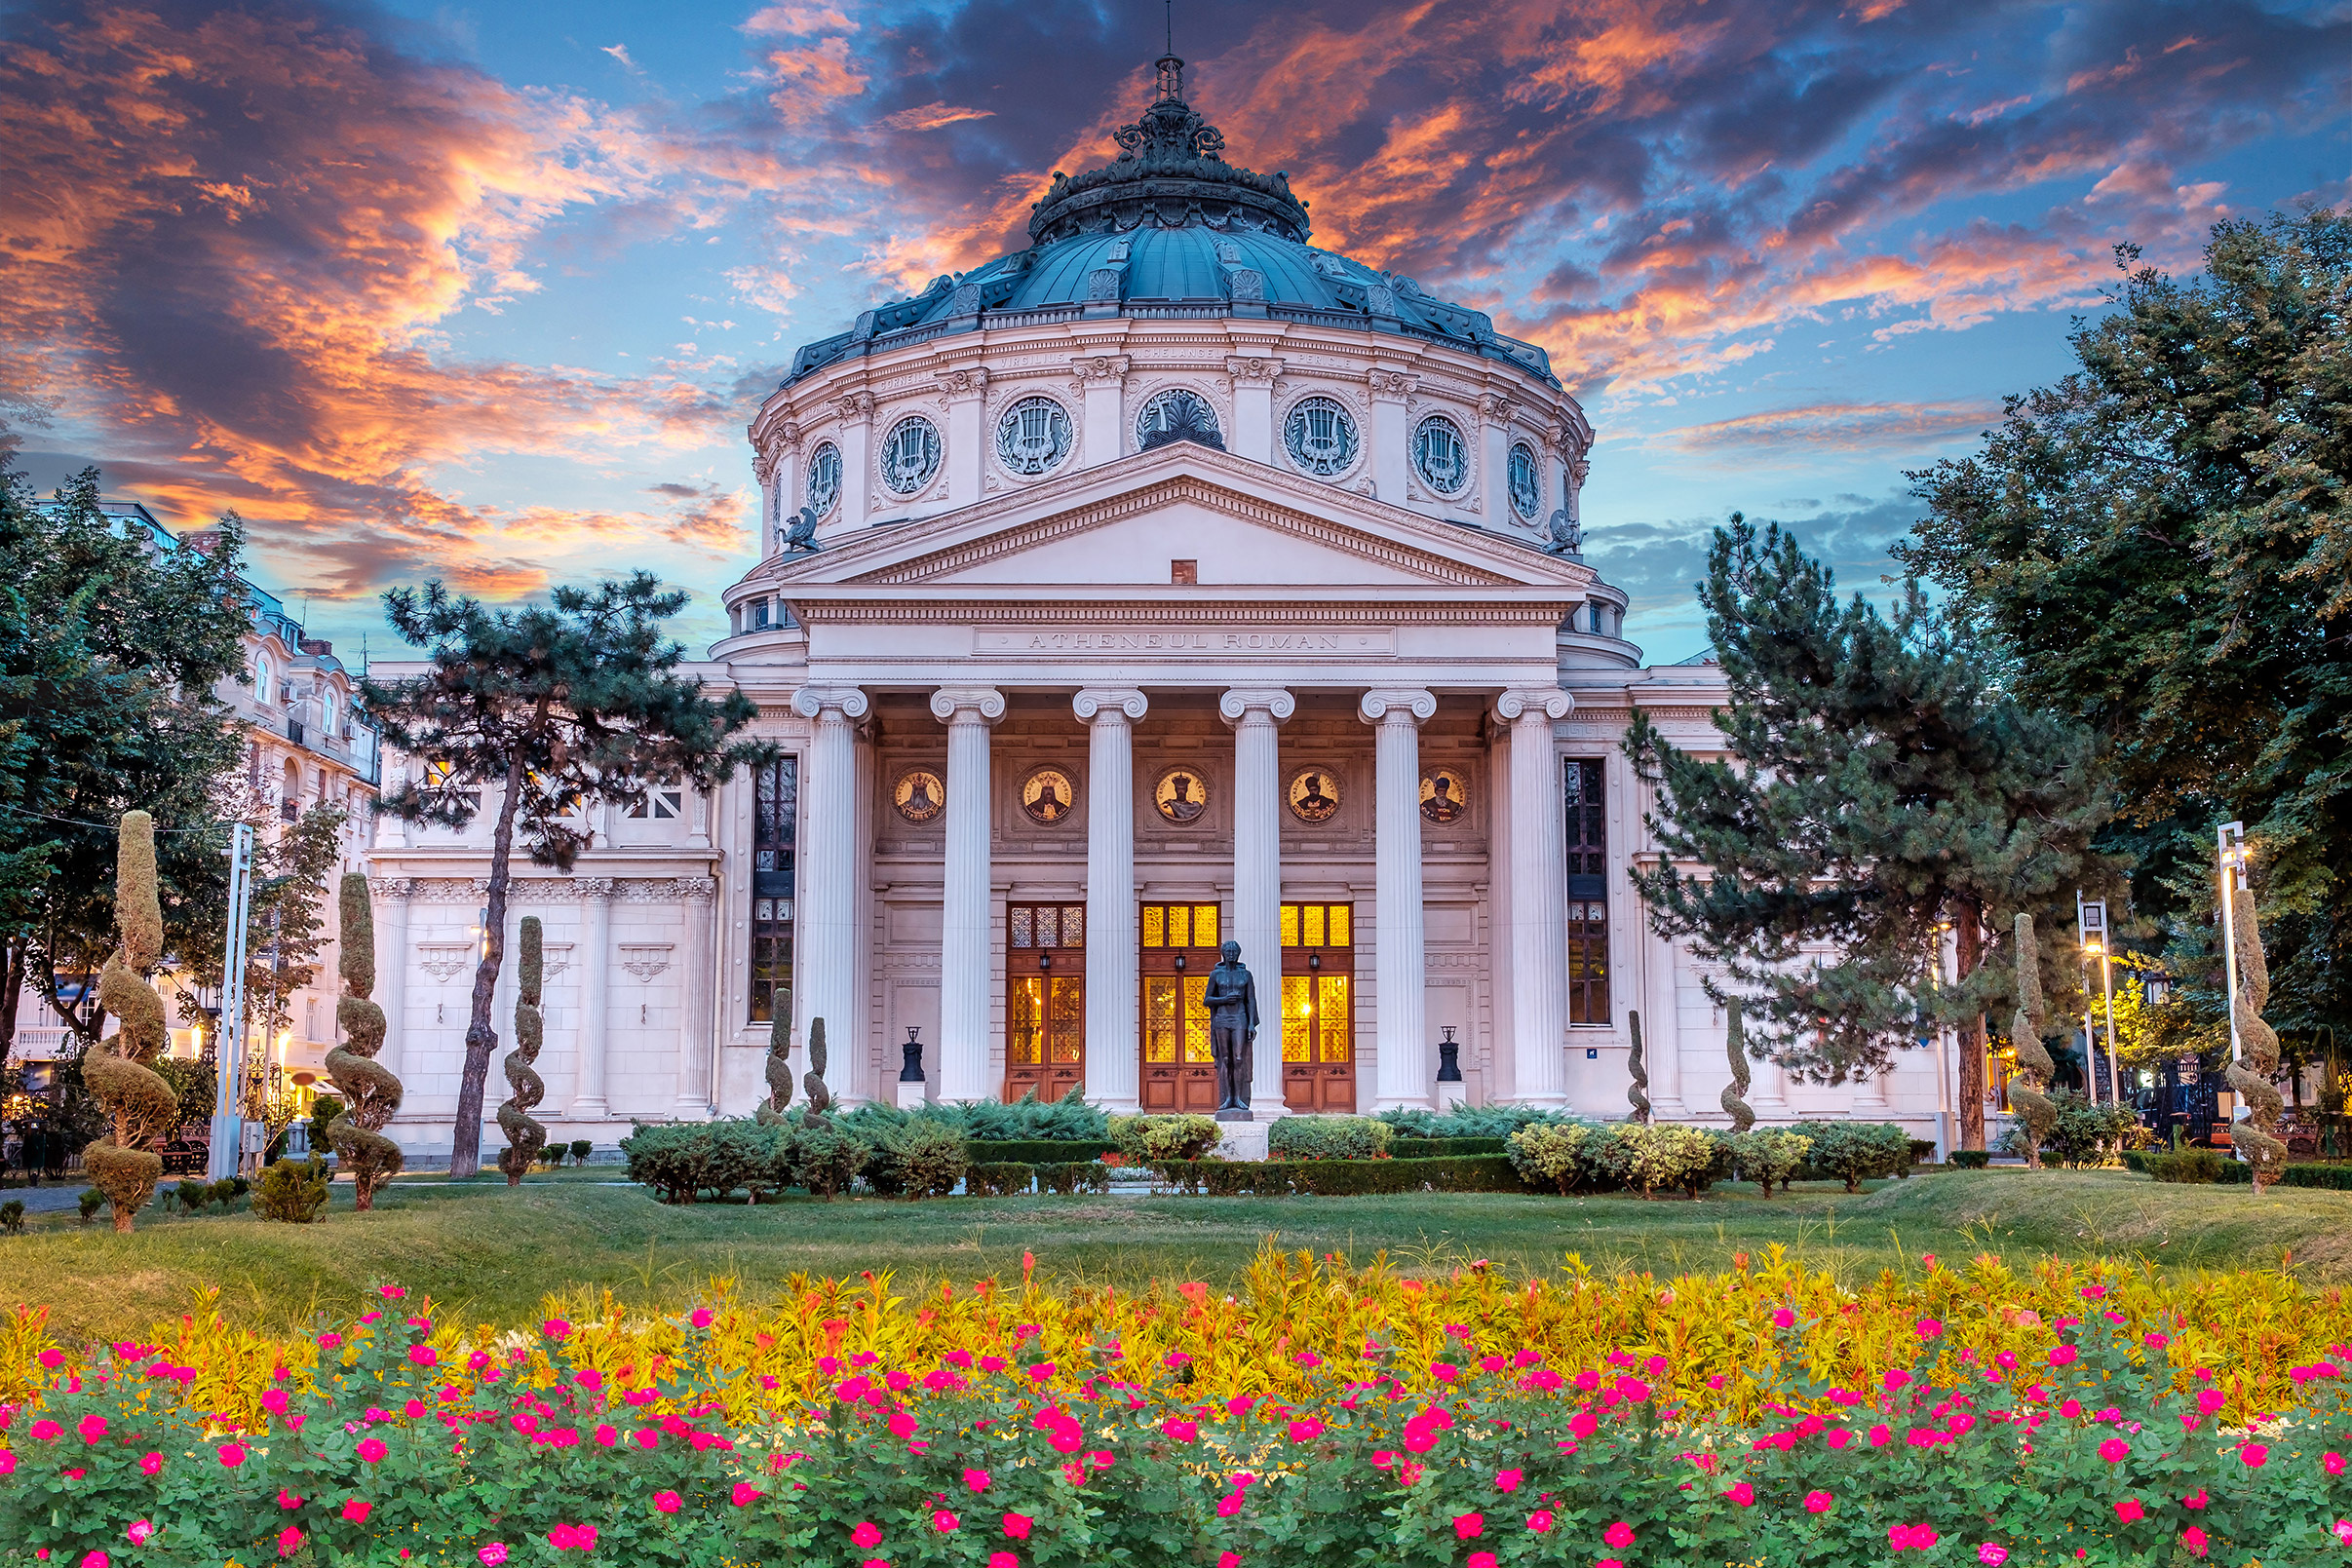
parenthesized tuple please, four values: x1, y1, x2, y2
(1625, 517, 2118, 1127)
(359, 573, 769, 1177)
(1902, 211, 2352, 1040)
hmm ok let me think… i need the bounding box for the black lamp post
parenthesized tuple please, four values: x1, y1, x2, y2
(899, 1026, 926, 1085)
(1435, 1025, 1462, 1084)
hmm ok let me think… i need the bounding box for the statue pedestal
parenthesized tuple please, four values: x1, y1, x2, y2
(894, 1079, 928, 1111)
(1436, 1080, 1467, 1111)
(1216, 1123, 1270, 1162)
(1215, 1107, 1253, 1123)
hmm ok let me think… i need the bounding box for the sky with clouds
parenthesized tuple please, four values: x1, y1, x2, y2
(5, 0, 2348, 661)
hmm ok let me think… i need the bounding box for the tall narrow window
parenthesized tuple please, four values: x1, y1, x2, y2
(750, 756, 798, 1023)
(1563, 758, 1609, 1024)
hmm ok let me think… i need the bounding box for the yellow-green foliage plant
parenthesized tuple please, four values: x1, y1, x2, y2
(326, 873, 404, 1209)
(1625, 1008, 1651, 1123)
(1721, 997, 1755, 1132)
(497, 916, 549, 1184)
(753, 1011, 792, 1127)
(83, 812, 177, 1233)
(2225, 885, 2288, 1189)
(2008, 912, 2058, 1170)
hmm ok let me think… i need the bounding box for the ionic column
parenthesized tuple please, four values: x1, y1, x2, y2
(790, 685, 870, 1077)
(1071, 355, 1130, 469)
(1075, 688, 1148, 1112)
(1219, 686, 1294, 1113)
(375, 878, 412, 1088)
(833, 392, 874, 531)
(1224, 356, 1283, 466)
(674, 877, 716, 1115)
(1368, 369, 1417, 506)
(567, 878, 613, 1118)
(934, 368, 988, 508)
(1478, 394, 1518, 531)
(850, 720, 876, 1103)
(1361, 689, 1437, 1108)
(933, 685, 1006, 1101)
(1496, 686, 1574, 1106)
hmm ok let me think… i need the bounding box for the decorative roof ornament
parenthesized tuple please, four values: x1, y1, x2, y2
(1543, 508, 1585, 558)
(1027, 55, 1311, 247)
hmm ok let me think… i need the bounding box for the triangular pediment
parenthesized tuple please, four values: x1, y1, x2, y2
(759, 442, 1593, 595)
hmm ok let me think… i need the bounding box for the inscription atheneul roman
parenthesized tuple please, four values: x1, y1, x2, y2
(974, 627, 1392, 655)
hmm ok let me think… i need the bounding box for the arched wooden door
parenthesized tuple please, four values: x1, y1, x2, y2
(1006, 901, 1084, 1102)
(1138, 900, 1222, 1112)
(1281, 901, 1357, 1111)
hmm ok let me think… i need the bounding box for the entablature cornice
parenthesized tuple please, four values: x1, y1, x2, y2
(786, 593, 1574, 627)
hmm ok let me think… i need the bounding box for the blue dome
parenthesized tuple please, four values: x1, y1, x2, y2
(781, 58, 1558, 391)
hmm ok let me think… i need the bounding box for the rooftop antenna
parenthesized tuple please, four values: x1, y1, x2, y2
(1166, 0, 1174, 56)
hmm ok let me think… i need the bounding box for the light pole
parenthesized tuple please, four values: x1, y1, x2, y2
(206, 822, 254, 1183)
(2075, 894, 2121, 1108)
(2217, 821, 2249, 1150)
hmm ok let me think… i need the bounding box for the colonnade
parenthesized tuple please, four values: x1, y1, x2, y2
(790, 682, 1577, 1114)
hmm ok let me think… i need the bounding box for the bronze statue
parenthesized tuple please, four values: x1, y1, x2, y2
(1203, 938, 1259, 1114)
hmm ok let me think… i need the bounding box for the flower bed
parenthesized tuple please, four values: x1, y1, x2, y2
(3, 1253, 2350, 1565)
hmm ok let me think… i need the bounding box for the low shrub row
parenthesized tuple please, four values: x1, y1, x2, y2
(965, 1138, 1116, 1164)
(1266, 1114, 1394, 1161)
(963, 1160, 1117, 1196)
(1154, 1153, 1528, 1196)
(1506, 1119, 1914, 1198)
(2281, 1162, 2352, 1191)
(1390, 1134, 1510, 1157)
(2126, 1149, 2257, 1185)
(4, 1264, 2349, 1567)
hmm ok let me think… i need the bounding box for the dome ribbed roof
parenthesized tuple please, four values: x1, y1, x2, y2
(781, 57, 1559, 391)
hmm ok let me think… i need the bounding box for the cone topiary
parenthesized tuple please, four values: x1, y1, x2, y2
(1721, 998, 1754, 1133)
(753, 1011, 793, 1127)
(326, 874, 405, 1209)
(1625, 1009, 1651, 1123)
(2225, 885, 2288, 1190)
(84, 812, 177, 1233)
(496, 916, 548, 1184)
(802, 1016, 832, 1127)
(2007, 912, 2058, 1170)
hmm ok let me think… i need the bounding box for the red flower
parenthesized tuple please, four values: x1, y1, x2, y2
(732, 1483, 764, 1508)
(357, 1438, 388, 1465)
(1453, 1512, 1484, 1540)
(218, 1443, 248, 1469)
(851, 1523, 883, 1549)
(342, 1501, 372, 1524)
(654, 1492, 680, 1514)
(1804, 1492, 1834, 1514)
(990, 1556, 1018, 1568)
(138, 1452, 161, 1476)
(2182, 1490, 2208, 1510)
(2114, 1499, 2144, 1523)
(1603, 1521, 1635, 1549)
(1526, 1509, 1554, 1534)
(1002, 1513, 1033, 1540)
(2100, 1437, 2129, 1463)
(277, 1527, 304, 1557)
(1728, 1482, 1755, 1507)
(934, 1511, 960, 1534)
(1164, 1419, 1198, 1443)
(2239, 1442, 2269, 1469)
(1469, 1555, 1497, 1568)
(76, 1415, 106, 1442)
(2180, 1527, 2209, 1557)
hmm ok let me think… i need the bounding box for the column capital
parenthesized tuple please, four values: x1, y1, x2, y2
(1358, 687, 1437, 725)
(1069, 353, 1131, 384)
(1072, 687, 1148, 724)
(832, 390, 877, 425)
(1493, 686, 1573, 725)
(1477, 392, 1521, 427)
(930, 685, 1007, 724)
(1367, 367, 1420, 402)
(1223, 354, 1285, 386)
(574, 876, 616, 901)
(1217, 686, 1295, 726)
(790, 684, 870, 722)
(932, 364, 990, 402)
(373, 877, 415, 901)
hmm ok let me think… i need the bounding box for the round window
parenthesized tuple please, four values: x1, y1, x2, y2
(1507, 441, 1541, 520)
(995, 395, 1074, 477)
(878, 416, 942, 496)
(1412, 414, 1470, 495)
(1283, 395, 1361, 478)
(1137, 388, 1222, 450)
(805, 441, 842, 516)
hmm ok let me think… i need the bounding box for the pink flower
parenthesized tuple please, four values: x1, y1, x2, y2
(965, 1468, 992, 1492)
(358, 1437, 388, 1464)
(408, 1345, 437, 1367)
(1494, 1468, 1523, 1492)
(1453, 1512, 1484, 1540)
(690, 1309, 713, 1328)
(728, 1481, 763, 1508)
(1773, 1309, 1795, 1328)
(1890, 1523, 1940, 1550)
(934, 1511, 960, 1534)
(2324, 1451, 2346, 1476)
(654, 1492, 681, 1514)
(1916, 1319, 1943, 1339)
(2099, 1438, 2130, 1464)
(594, 1424, 617, 1448)
(2114, 1499, 2144, 1523)
(2049, 1346, 2078, 1367)
(1804, 1491, 1834, 1514)
(851, 1523, 885, 1549)
(1979, 1547, 2009, 1566)
(543, 1319, 571, 1339)
(343, 1500, 372, 1523)
(2180, 1526, 2210, 1556)
(2333, 1520, 2352, 1546)
(76, 1415, 106, 1442)
(1525, 1509, 1556, 1533)
(479, 1547, 509, 1567)
(138, 1452, 160, 1476)
(278, 1489, 303, 1511)
(1870, 1424, 1892, 1447)
(218, 1443, 247, 1468)
(1727, 1481, 1755, 1507)
(125, 1522, 151, 1546)
(1469, 1555, 1497, 1568)
(990, 1556, 1019, 1568)
(1603, 1521, 1635, 1549)
(2183, 1490, 2209, 1510)
(82, 1553, 109, 1568)
(1218, 1556, 1241, 1568)
(1287, 1419, 1323, 1443)
(1002, 1513, 1033, 1540)
(1215, 1495, 1244, 1518)
(1164, 1418, 1198, 1443)
(277, 1528, 304, 1558)
(2240, 1441, 2269, 1468)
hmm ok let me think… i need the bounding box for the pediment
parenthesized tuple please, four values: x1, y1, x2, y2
(762, 443, 1592, 595)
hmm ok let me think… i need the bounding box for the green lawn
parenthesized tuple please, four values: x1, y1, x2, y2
(4, 1168, 2348, 1344)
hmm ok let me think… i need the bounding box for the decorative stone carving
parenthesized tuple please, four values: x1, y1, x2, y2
(791, 685, 872, 723)
(1367, 368, 1419, 401)
(416, 944, 473, 982)
(1223, 355, 1284, 385)
(619, 943, 674, 982)
(832, 391, 876, 424)
(1070, 354, 1131, 382)
(541, 942, 573, 981)
(933, 366, 989, 400)
(1477, 393, 1519, 427)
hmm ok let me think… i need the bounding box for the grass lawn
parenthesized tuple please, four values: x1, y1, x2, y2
(2, 1168, 2347, 1344)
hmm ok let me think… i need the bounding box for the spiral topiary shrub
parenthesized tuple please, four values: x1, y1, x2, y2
(1721, 998, 1754, 1133)
(2225, 885, 2288, 1189)
(1626, 1008, 1651, 1124)
(326, 874, 404, 1209)
(497, 916, 549, 1185)
(84, 812, 177, 1233)
(753, 1011, 793, 1127)
(802, 1016, 833, 1126)
(2007, 913, 2057, 1170)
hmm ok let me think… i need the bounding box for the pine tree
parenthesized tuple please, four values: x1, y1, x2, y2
(362, 574, 770, 1177)
(1625, 516, 2118, 1149)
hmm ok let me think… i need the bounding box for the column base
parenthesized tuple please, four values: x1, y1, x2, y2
(895, 1079, 930, 1111)
(1436, 1081, 1468, 1110)
(671, 1098, 713, 1120)
(564, 1098, 610, 1121)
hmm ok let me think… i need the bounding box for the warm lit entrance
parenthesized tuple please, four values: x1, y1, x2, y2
(1007, 901, 1085, 1102)
(1281, 901, 1357, 1111)
(1138, 900, 1222, 1112)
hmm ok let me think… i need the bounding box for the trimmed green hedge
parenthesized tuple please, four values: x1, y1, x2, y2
(964, 1161, 1034, 1197)
(1948, 1149, 1991, 1168)
(1152, 1154, 1530, 1197)
(966, 1139, 1115, 1164)
(2280, 1162, 2352, 1190)
(1386, 1135, 1508, 1157)
(2129, 1148, 2256, 1184)
(1034, 1160, 1115, 1195)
